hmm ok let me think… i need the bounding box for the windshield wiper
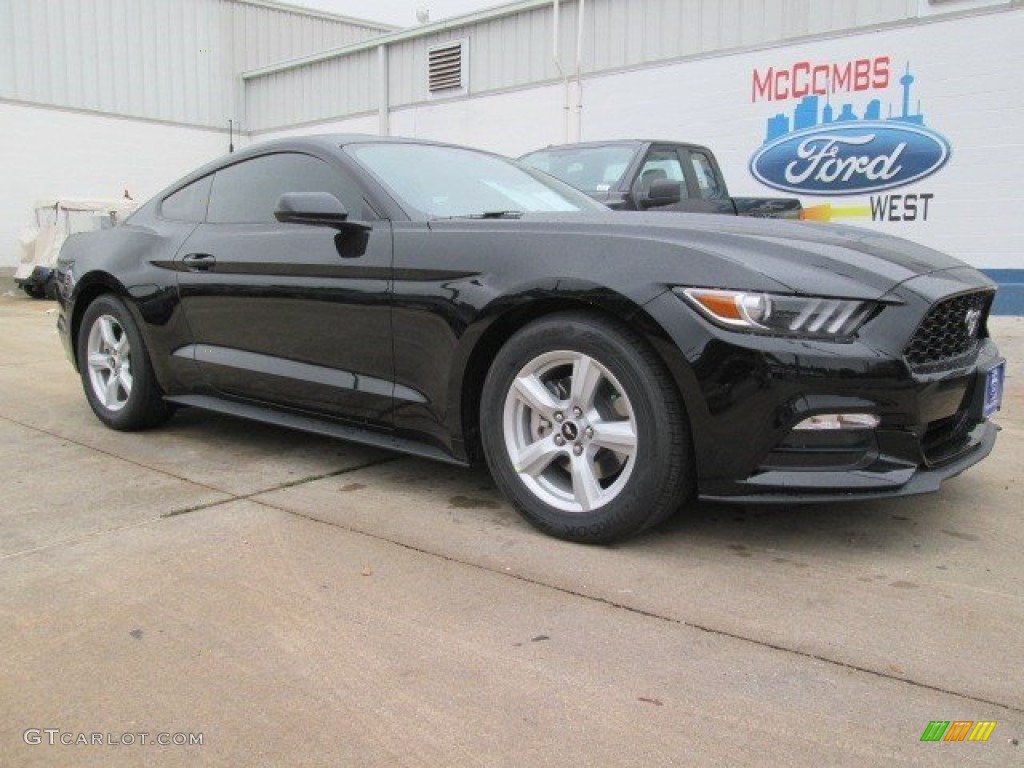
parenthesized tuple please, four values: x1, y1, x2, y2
(437, 210, 524, 220)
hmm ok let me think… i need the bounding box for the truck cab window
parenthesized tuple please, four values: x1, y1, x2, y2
(690, 152, 726, 200)
(637, 150, 685, 198)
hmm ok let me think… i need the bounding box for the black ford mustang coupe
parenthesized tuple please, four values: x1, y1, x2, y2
(55, 135, 1004, 543)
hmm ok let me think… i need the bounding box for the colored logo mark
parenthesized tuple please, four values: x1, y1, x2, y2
(920, 721, 997, 742)
(750, 63, 952, 196)
(750, 123, 950, 196)
(799, 202, 872, 222)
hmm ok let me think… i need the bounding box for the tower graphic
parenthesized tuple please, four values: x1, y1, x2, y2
(894, 62, 924, 125)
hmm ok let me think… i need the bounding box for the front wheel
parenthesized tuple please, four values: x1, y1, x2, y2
(480, 312, 693, 544)
(77, 295, 171, 431)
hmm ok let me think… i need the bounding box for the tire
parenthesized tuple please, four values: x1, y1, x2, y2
(76, 295, 171, 431)
(480, 312, 693, 544)
(42, 274, 59, 300)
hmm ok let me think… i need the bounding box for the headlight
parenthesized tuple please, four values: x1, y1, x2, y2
(675, 288, 876, 339)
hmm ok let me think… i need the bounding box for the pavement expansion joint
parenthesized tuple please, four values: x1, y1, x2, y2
(3, 404, 1020, 718)
(0, 412, 229, 496)
(158, 454, 404, 519)
(251, 493, 1024, 719)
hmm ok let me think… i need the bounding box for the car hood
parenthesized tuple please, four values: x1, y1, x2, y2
(517, 211, 969, 300)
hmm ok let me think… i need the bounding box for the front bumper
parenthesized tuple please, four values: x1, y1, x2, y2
(644, 271, 1002, 504)
(700, 420, 998, 504)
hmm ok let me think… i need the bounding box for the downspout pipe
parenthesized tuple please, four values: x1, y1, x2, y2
(553, 0, 569, 143)
(570, 0, 585, 142)
(378, 43, 390, 136)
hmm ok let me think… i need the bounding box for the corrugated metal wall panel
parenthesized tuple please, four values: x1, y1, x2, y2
(0, 0, 389, 128)
(245, 47, 379, 131)
(226, 1, 384, 73)
(580, 0, 919, 71)
(246, 0, 923, 131)
(385, 6, 563, 107)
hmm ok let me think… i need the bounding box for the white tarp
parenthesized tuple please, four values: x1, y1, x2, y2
(15, 198, 137, 281)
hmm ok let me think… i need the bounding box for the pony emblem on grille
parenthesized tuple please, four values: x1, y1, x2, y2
(965, 308, 981, 337)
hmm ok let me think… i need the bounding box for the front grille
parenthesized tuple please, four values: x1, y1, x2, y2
(904, 291, 993, 373)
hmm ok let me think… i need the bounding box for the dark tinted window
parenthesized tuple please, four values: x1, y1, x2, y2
(161, 176, 212, 222)
(690, 152, 726, 200)
(207, 153, 368, 225)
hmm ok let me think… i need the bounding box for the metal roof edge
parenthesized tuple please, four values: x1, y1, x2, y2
(241, 0, 554, 79)
(230, 0, 400, 32)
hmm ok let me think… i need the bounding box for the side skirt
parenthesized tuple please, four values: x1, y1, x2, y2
(164, 394, 468, 467)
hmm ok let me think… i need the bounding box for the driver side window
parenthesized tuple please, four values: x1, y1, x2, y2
(207, 153, 369, 224)
(637, 150, 685, 198)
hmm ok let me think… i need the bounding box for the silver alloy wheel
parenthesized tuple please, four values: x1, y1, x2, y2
(502, 350, 638, 513)
(86, 314, 133, 412)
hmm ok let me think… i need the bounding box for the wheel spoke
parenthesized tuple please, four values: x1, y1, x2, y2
(512, 435, 562, 477)
(512, 373, 560, 416)
(570, 451, 603, 512)
(88, 353, 110, 370)
(570, 354, 603, 410)
(590, 419, 637, 455)
(103, 374, 121, 407)
(117, 369, 133, 396)
(98, 317, 119, 350)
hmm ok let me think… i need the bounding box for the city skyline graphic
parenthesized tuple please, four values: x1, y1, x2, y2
(763, 63, 926, 144)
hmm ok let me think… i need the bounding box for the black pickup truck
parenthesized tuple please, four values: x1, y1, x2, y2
(520, 140, 801, 219)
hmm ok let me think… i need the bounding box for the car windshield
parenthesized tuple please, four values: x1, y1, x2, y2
(519, 146, 637, 194)
(346, 143, 605, 219)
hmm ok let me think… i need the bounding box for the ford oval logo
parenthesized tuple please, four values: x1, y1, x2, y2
(749, 122, 951, 196)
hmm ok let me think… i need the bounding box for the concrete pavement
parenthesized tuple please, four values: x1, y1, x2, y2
(1, 291, 1021, 766)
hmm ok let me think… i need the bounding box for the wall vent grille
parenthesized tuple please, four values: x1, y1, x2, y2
(428, 41, 466, 92)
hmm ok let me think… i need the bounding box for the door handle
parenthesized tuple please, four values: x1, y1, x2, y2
(182, 253, 216, 272)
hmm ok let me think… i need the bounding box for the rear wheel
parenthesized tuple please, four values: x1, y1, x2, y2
(77, 295, 171, 431)
(481, 312, 693, 543)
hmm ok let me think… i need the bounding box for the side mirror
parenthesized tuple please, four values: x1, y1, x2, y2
(643, 179, 683, 207)
(274, 192, 369, 231)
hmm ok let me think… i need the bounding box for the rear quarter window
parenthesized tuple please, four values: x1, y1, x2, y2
(160, 176, 213, 222)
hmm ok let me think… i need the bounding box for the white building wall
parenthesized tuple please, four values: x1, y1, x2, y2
(0, 102, 233, 266)
(386, 85, 565, 155)
(252, 84, 564, 155)
(4, 0, 1019, 283)
(580, 8, 1023, 271)
(257, 5, 1022, 275)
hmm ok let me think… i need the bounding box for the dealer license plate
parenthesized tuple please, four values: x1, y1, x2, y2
(983, 363, 1005, 418)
